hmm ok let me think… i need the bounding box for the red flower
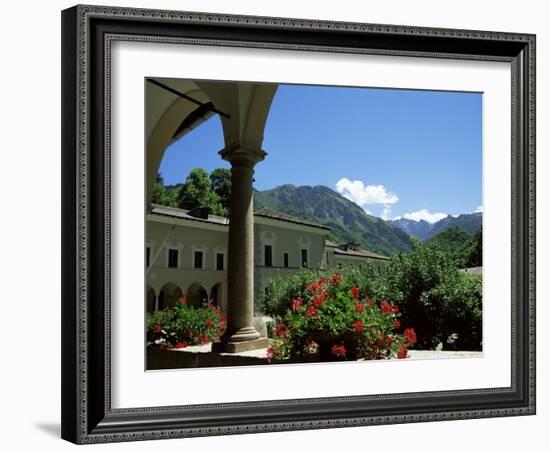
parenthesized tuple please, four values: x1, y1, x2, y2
(354, 302, 364, 313)
(312, 291, 328, 307)
(385, 335, 393, 346)
(393, 319, 401, 329)
(318, 277, 328, 286)
(366, 299, 375, 307)
(331, 273, 343, 284)
(266, 345, 281, 363)
(331, 343, 347, 358)
(392, 305, 400, 313)
(274, 323, 289, 338)
(199, 335, 209, 344)
(404, 328, 417, 345)
(353, 320, 364, 333)
(350, 287, 360, 299)
(266, 346, 274, 362)
(178, 296, 188, 303)
(175, 341, 188, 349)
(380, 300, 393, 315)
(397, 346, 408, 359)
(306, 306, 319, 318)
(153, 324, 163, 334)
(291, 297, 303, 312)
(206, 318, 213, 326)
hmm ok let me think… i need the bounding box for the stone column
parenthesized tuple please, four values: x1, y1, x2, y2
(154, 294, 159, 312)
(212, 145, 268, 353)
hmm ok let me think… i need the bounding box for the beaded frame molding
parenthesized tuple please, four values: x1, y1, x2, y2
(61, 4, 536, 444)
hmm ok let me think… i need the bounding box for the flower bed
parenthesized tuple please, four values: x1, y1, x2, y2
(267, 274, 416, 362)
(146, 297, 226, 349)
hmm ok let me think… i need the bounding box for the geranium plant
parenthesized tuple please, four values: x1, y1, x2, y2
(146, 297, 226, 349)
(266, 274, 416, 362)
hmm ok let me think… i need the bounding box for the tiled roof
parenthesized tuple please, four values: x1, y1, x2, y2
(253, 208, 331, 230)
(332, 247, 390, 260)
(150, 204, 229, 225)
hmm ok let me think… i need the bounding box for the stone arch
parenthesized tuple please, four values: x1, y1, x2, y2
(159, 282, 183, 310)
(187, 282, 209, 308)
(146, 79, 278, 208)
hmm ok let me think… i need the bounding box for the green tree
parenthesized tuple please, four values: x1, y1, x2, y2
(372, 237, 482, 349)
(209, 168, 232, 211)
(178, 168, 226, 216)
(462, 226, 482, 267)
(152, 173, 179, 207)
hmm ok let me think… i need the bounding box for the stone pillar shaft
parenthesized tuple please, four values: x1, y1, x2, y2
(212, 145, 268, 353)
(223, 164, 259, 341)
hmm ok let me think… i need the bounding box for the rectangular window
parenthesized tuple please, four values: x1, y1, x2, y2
(194, 251, 204, 269)
(301, 249, 308, 267)
(264, 245, 273, 267)
(168, 248, 178, 268)
(146, 247, 151, 267)
(216, 253, 224, 271)
(326, 252, 329, 265)
(283, 252, 289, 268)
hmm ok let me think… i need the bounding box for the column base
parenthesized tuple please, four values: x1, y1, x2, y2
(211, 337, 269, 353)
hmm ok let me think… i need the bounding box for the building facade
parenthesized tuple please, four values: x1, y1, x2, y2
(146, 204, 389, 315)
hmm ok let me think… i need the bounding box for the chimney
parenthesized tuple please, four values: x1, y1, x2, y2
(188, 206, 210, 220)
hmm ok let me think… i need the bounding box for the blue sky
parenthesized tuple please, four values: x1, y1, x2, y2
(158, 84, 482, 223)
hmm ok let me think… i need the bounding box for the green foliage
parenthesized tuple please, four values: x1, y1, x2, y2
(462, 226, 482, 267)
(151, 173, 179, 207)
(263, 239, 482, 351)
(210, 168, 232, 211)
(426, 227, 471, 258)
(260, 265, 379, 319)
(426, 225, 483, 269)
(178, 168, 227, 216)
(146, 299, 226, 347)
(372, 237, 482, 349)
(267, 275, 416, 362)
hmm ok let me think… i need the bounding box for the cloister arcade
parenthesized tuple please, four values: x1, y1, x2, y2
(147, 79, 278, 352)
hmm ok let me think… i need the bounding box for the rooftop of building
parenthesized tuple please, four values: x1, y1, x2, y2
(253, 207, 331, 230)
(327, 240, 390, 260)
(150, 204, 331, 230)
(150, 204, 388, 260)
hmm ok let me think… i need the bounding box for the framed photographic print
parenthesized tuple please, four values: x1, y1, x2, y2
(61, 4, 536, 444)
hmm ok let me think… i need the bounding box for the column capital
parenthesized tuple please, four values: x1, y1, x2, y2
(219, 144, 267, 168)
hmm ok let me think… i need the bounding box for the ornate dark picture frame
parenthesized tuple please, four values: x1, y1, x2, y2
(61, 4, 536, 444)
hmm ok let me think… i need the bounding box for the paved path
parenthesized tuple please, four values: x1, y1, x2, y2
(174, 344, 482, 360)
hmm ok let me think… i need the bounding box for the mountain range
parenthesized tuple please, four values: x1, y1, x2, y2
(388, 212, 482, 241)
(253, 184, 483, 256)
(253, 184, 412, 256)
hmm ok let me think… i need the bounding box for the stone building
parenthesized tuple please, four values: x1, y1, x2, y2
(146, 204, 389, 315)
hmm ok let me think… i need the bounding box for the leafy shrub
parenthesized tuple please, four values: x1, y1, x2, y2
(371, 237, 482, 349)
(267, 274, 417, 362)
(260, 265, 379, 318)
(262, 238, 482, 351)
(146, 297, 226, 348)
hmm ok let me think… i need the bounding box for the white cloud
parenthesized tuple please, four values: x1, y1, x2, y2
(335, 178, 399, 220)
(335, 178, 398, 206)
(380, 205, 393, 221)
(475, 205, 483, 213)
(401, 209, 448, 224)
